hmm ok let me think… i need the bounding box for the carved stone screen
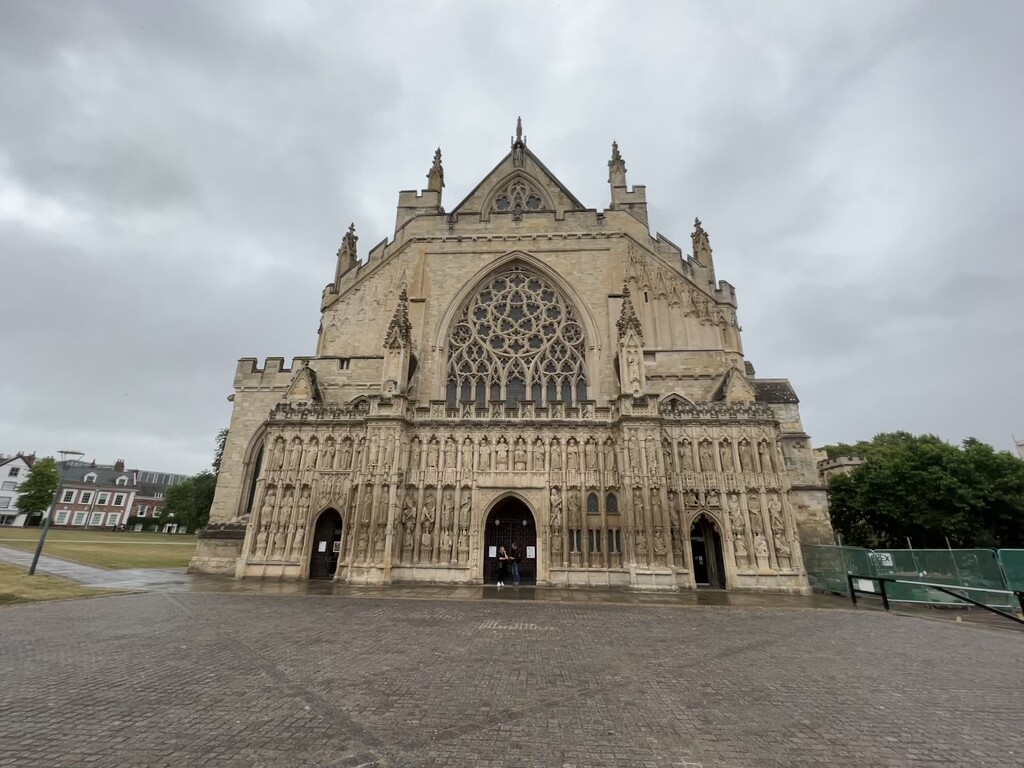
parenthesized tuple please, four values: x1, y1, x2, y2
(446, 265, 588, 408)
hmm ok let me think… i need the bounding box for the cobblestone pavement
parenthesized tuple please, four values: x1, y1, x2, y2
(2, 593, 1022, 767)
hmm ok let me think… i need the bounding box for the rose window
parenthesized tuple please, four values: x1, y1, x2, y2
(447, 265, 588, 408)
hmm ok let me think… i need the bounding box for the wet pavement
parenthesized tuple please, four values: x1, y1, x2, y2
(0, 544, 190, 591)
(2, 587, 1022, 767)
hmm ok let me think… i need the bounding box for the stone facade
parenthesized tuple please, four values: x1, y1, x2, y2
(190, 122, 833, 592)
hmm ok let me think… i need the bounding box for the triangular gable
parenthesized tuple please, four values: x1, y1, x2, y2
(284, 362, 321, 403)
(712, 366, 756, 404)
(450, 145, 588, 218)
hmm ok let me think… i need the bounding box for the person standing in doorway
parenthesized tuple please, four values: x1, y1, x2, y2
(510, 543, 521, 586)
(496, 546, 509, 588)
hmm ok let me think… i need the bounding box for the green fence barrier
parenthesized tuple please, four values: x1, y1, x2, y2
(997, 549, 1024, 593)
(804, 544, 1016, 607)
(802, 545, 875, 594)
(869, 549, 1008, 606)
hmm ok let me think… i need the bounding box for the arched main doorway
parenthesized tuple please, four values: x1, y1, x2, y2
(309, 508, 343, 579)
(690, 514, 726, 589)
(483, 497, 537, 584)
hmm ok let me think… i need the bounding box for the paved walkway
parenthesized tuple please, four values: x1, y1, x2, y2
(2, 589, 1022, 767)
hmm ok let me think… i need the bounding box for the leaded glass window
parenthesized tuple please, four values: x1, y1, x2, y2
(586, 492, 599, 514)
(447, 265, 588, 408)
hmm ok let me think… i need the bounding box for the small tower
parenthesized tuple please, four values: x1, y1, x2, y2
(607, 141, 648, 226)
(616, 286, 646, 397)
(395, 148, 445, 230)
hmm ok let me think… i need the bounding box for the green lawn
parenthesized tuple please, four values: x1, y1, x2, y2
(0, 529, 197, 569)
(0, 562, 119, 606)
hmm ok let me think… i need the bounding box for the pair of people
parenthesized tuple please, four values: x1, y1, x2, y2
(495, 543, 521, 587)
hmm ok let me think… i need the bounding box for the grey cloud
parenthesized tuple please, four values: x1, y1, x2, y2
(1, 0, 1022, 473)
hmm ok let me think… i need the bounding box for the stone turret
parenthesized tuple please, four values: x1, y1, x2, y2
(691, 217, 716, 286)
(607, 141, 648, 226)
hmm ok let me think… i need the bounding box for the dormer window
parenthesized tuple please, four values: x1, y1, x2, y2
(116, 476, 128, 486)
(84, 472, 97, 483)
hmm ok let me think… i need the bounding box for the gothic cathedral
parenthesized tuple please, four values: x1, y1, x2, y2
(190, 122, 833, 592)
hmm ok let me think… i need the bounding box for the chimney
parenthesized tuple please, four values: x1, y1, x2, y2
(114, 459, 125, 472)
(90, 459, 96, 468)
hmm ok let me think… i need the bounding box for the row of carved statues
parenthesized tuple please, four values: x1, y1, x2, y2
(246, 478, 797, 574)
(262, 429, 784, 478)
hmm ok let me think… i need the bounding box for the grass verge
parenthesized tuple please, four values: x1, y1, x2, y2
(0, 562, 119, 606)
(0, 529, 196, 569)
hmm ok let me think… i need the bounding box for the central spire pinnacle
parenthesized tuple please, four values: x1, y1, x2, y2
(515, 116, 523, 142)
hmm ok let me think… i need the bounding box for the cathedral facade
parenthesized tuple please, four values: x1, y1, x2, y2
(189, 123, 833, 592)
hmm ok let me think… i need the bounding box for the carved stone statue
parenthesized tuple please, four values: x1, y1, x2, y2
(461, 439, 473, 470)
(359, 487, 373, 525)
(629, 438, 642, 473)
(420, 494, 436, 559)
(759, 441, 774, 473)
(321, 440, 336, 471)
(719, 441, 734, 472)
(774, 531, 791, 568)
(584, 439, 597, 471)
(298, 486, 310, 523)
(533, 438, 546, 470)
(549, 488, 563, 527)
(645, 439, 659, 474)
(289, 440, 302, 473)
(478, 439, 491, 471)
(459, 491, 471, 528)
(550, 440, 562, 470)
(514, 438, 527, 471)
(739, 441, 756, 473)
(603, 439, 617, 472)
(625, 348, 642, 393)
(373, 524, 386, 560)
(679, 440, 694, 472)
(440, 489, 455, 531)
(255, 522, 269, 557)
(280, 489, 295, 527)
(259, 488, 277, 523)
(409, 439, 421, 472)
(496, 438, 509, 470)
(632, 487, 645, 527)
(271, 439, 285, 471)
(568, 493, 581, 528)
(402, 491, 417, 547)
(273, 522, 286, 558)
(707, 490, 720, 508)
(444, 438, 457, 469)
(567, 440, 580, 472)
(340, 439, 352, 470)
(699, 441, 714, 472)
(769, 494, 785, 534)
(427, 440, 439, 469)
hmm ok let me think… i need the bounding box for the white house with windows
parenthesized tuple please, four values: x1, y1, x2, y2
(0, 453, 35, 526)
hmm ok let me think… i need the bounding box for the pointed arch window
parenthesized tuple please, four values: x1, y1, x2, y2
(446, 265, 588, 408)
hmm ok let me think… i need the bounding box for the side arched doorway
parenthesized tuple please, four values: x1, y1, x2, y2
(309, 508, 343, 579)
(690, 514, 726, 589)
(483, 498, 537, 584)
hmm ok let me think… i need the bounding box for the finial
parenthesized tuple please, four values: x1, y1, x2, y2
(516, 116, 523, 142)
(427, 147, 444, 191)
(608, 140, 627, 183)
(339, 223, 358, 261)
(616, 284, 644, 343)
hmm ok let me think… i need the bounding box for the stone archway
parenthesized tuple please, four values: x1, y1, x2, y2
(690, 513, 726, 589)
(309, 508, 343, 579)
(482, 496, 537, 584)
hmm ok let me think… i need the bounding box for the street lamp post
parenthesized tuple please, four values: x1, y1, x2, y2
(28, 450, 84, 576)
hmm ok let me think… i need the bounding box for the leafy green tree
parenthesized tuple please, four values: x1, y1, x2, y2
(163, 471, 217, 532)
(16, 457, 59, 521)
(212, 428, 228, 474)
(824, 433, 1024, 548)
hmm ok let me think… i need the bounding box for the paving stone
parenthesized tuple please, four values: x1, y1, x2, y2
(0, 592, 1021, 767)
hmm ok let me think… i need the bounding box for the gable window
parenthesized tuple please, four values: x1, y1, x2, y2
(116, 476, 128, 486)
(84, 472, 97, 483)
(492, 178, 546, 215)
(8, 467, 20, 477)
(446, 265, 588, 408)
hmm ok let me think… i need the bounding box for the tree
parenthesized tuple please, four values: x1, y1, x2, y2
(212, 427, 228, 474)
(16, 457, 59, 521)
(163, 471, 218, 532)
(824, 432, 1024, 548)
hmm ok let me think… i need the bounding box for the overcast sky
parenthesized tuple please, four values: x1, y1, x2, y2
(2, 1, 1022, 474)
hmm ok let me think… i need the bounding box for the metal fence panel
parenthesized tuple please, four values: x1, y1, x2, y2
(997, 549, 1024, 593)
(802, 545, 875, 594)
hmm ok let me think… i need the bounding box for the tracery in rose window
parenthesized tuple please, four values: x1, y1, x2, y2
(446, 265, 588, 408)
